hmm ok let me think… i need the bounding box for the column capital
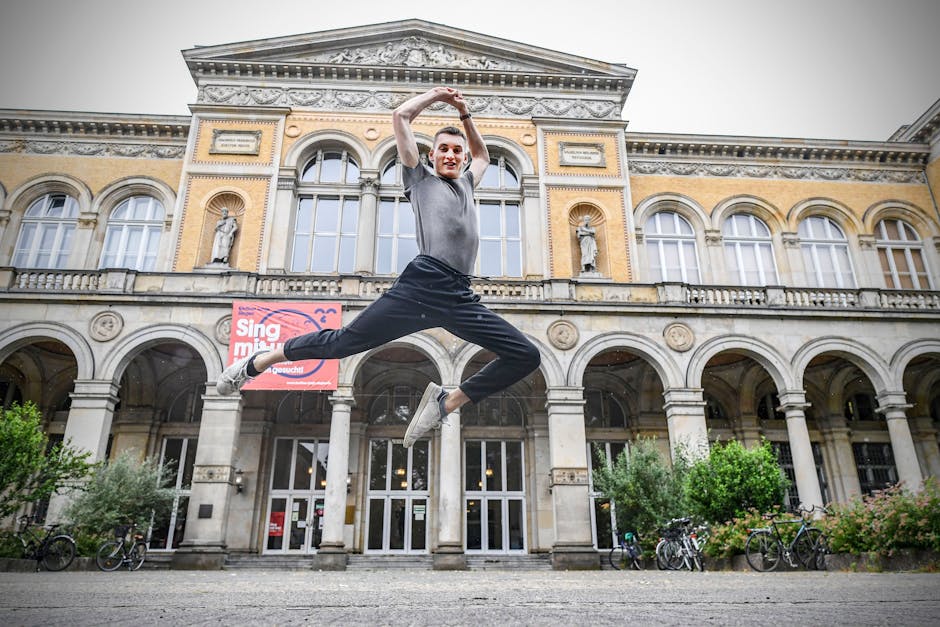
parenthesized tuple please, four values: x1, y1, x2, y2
(776, 389, 810, 412)
(70, 379, 120, 399)
(545, 386, 585, 406)
(876, 391, 913, 415)
(358, 170, 380, 196)
(662, 387, 705, 408)
(330, 386, 356, 408)
(201, 389, 245, 411)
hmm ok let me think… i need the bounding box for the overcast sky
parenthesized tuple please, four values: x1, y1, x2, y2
(0, 0, 937, 141)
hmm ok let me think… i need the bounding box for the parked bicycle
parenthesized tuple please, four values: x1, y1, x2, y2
(95, 523, 147, 571)
(745, 506, 828, 572)
(14, 515, 76, 571)
(608, 530, 644, 570)
(656, 518, 706, 571)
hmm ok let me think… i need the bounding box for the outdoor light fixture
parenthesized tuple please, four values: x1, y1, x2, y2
(234, 469, 244, 494)
(395, 467, 406, 476)
(485, 468, 494, 477)
(346, 474, 353, 494)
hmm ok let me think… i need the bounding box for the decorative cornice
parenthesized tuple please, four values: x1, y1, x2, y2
(889, 98, 940, 144)
(0, 111, 190, 139)
(0, 139, 185, 159)
(628, 159, 925, 184)
(196, 84, 621, 121)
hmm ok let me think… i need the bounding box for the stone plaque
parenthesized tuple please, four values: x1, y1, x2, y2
(547, 319, 579, 350)
(215, 315, 232, 345)
(89, 311, 123, 342)
(198, 504, 213, 519)
(193, 465, 233, 483)
(663, 322, 695, 352)
(559, 142, 606, 168)
(551, 467, 589, 486)
(210, 129, 262, 155)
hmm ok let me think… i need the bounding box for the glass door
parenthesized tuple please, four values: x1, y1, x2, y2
(365, 439, 430, 553)
(265, 438, 328, 553)
(587, 441, 627, 549)
(150, 437, 197, 551)
(464, 440, 526, 553)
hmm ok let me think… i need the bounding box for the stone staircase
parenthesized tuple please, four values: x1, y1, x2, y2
(465, 554, 552, 570)
(346, 555, 433, 570)
(225, 553, 317, 570)
(211, 552, 563, 570)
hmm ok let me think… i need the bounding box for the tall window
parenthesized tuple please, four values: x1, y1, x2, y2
(477, 157, 522, 277)
(853, 443, 897, 495)
(13, 193, 79, 268)
(587, 441, 628, 549)
(645, 211, 700, 282)
(377, 159, 418, 274)
(292, 149, 360, 273)
(583, 388, 627, 428)
(773, 441, 829, 511)
(876, 218, 931, 290)
(798, 215, 856, 288)
(100, 195, 164, 270)
(723, 213, 779, 285)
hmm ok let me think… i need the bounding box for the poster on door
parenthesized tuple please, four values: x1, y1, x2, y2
(268, 511, 284, 537)
(227, 301, 341, 390)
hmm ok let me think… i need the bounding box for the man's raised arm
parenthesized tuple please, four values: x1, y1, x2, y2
(392, 87, 453, 168)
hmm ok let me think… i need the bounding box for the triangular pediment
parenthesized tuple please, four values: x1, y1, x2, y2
(184, 19, 635, 78)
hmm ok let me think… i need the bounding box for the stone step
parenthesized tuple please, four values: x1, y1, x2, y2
(224, 554, 316, 569)
(346, 555, 433, 570)
(465, 554, 552, 570)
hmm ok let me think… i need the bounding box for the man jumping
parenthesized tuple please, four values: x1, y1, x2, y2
(217, 86, 540, 446)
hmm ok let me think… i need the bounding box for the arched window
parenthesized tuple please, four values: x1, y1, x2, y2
(292, 149, 360, 273)
(13, 193, 79, 268)
(376, 158, 418, 274)
(875, 218, 931, 290)
(369, 384, 422, 424)
(844, 392, 876, 421)
(583, 388, 627, 428)
(461, 393, 525, 427)
(645, 211, 700, 282)
(100, 195, 165, 270)
(477, 156, 522, 278)
(723, 214, 779, 285)
(798, 216, 856, 288)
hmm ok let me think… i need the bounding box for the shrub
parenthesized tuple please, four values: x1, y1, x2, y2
(591, 437, 689, 547)
(702, 507, 794, 558)
(686, 439, 788, 524)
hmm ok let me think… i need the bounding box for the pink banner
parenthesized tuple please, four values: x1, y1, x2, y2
(227, 301, 341, 390)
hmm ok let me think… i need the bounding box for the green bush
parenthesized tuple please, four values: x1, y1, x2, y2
(591, 437, 689, 548)
(64, 451, 176, 536)
(702, 507, 796, 558)
(819, 478, 940, 556)
(686, 439, 788, 524)
(0, 530, 21, 558)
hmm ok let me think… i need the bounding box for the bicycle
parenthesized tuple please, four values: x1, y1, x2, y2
(608, 530, 644, 570)
(14, 515, 77, 571)
(745, 506, 828, 572)
(95, 524, 147, 571)
(656, 518, 705, 571)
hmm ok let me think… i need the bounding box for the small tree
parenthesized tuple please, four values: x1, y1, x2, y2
(686, 439, 788, 524)
(0, 402, 93, 520)
(591, 437, 689, 539)
(64, 451, 176, 535)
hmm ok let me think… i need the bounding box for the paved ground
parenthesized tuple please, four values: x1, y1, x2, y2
(1, 569, 938, 625)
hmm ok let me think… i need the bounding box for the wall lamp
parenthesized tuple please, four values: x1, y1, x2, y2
(234, 469, 244, 494)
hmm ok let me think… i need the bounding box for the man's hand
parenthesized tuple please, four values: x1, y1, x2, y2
(436, 88, 470, 116)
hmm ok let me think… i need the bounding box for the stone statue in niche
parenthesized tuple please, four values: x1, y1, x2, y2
(211, 207, 238, 265)
(576, 216, 599, 273)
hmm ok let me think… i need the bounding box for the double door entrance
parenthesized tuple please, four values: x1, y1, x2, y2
(365, 439, 429, 553)
(265, 438, 328, 554)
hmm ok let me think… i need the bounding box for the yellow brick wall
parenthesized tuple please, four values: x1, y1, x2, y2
(927, 157, 940, 214)
(0, 154, 181, 198)
(192, 119, 278, 166)
(544, 132, 621, 178)
(547, 187, 630, 281)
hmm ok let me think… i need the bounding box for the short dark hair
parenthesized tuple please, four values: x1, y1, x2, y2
(433, 126, 466, 146)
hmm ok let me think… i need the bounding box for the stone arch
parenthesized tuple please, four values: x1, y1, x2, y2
(786, 198, 863, 235)
(711, 195, 786, 233)
(479, 135, 536, 176)
(91, 176, 177, 224)
(686, 335, 794, 392)
(634, 192, 709, 234)
(98, 324, 222, 385)
(863, 200, 940, 239)
(6, 173, 93, 215)
(373, 133, 436, 176)
(451, 333, 561, 389)
(791, 336, 892, 393)
(567, 332, 683, 390)
(338, 331, 451, 388)
(0, 180, 6, 210)
(283, 129, 372, 173)
(890, 339, 940, 386)
(0, 321, 94, 379)
(738, 360, 773, 415)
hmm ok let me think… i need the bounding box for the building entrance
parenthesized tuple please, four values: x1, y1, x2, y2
(264, 438, 328, 554)
(464, 440, 526, 553)
(365, 439, 430, 553)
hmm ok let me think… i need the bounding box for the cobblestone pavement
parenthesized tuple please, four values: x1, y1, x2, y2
(1, 569, 938, 626)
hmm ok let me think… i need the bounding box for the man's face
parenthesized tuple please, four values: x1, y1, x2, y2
(429, 134, 468, 179)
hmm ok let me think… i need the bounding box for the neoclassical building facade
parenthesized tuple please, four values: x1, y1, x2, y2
(1, 20, 938, 569)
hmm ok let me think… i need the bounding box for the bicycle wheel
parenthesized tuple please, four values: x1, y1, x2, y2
(794, 527, 823, 570)
(745, 530, 781, 572)
(608, 545, 625, 570)
(692, 550, 704, 572)
(812, 532, 828, 571)
(96, 541, 124, 571)
(629, 546, 645, 571)
(656, 539, 682, 570)
(41, 536, 76, 571)
(129, 542, 147, 571)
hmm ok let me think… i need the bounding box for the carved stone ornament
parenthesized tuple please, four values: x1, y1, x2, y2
(89, 311, 124, 342)
(193, 465, 233, 483)
(284, 125, 302, 138)
(663, 323, 694, 352)
(551, 467, 589, 486)
(547, 320, 579, 350)
(0, 140, 185, 159)
(628, 159, 926, 184)
(315, 37, 525, 71)
(363, 127, 380, 140)
(215, 315, 232, 345)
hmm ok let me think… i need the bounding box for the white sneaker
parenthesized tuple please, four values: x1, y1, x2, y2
(403, 382, 448, 447)
(216, 351, 264, 395)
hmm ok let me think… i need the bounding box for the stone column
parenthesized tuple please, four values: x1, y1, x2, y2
(434, 394, 465, 570)
(545, 387, 596, 570)
(46, 380, 119, 522)
(910, 415, 940, 480)
(737, 413, 762, 449)
(876, 392, 924, 492)
(661, 388, 709, 460)
(819, 421, 862, 502)
(778, 391, 824, 510)
(780, 232, 807, 286)
(520, 174, 541, 278)
(354, 172, 379, 274)
(314, 387, 354, 570)
(172, 390, 242, 569)
(703, 229, 725, 284)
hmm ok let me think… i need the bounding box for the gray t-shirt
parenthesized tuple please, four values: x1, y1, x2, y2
(402, 163, 478, 275)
